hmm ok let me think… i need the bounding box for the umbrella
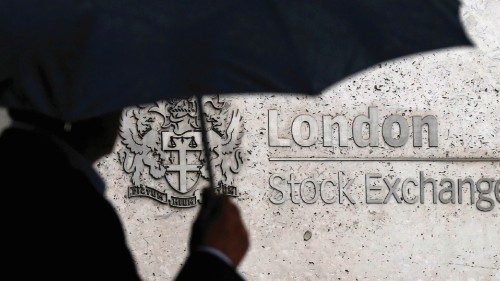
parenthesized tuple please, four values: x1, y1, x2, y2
(0, 0, 472, 186)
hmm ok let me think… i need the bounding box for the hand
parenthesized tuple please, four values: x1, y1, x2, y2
(189, 188, 249, 266)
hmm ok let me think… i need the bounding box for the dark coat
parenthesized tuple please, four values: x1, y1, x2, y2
(176, 251, 243, 281)
(0, 127, 242, 280)
(0, 127, 141, 280)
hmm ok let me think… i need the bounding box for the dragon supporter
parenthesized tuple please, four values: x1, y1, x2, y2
(0, 108, 249, 280)
(117, 97, 243, 190)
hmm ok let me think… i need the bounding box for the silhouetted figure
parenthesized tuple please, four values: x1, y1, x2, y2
(0, 109, 248, 280)
(1, 1, 469, 280)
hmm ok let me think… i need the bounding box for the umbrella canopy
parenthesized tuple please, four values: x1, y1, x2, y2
(0, 0, 471, 121)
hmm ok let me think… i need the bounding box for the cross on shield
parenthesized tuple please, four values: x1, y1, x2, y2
(162, 131, 203, 194)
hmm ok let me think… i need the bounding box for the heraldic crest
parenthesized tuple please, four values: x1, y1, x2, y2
(118, 96, 243, 208)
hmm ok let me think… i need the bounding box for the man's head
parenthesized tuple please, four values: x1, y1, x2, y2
(8, 109, 122, 162)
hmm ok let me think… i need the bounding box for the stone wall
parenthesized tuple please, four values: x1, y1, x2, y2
(1, 1, 498, 280)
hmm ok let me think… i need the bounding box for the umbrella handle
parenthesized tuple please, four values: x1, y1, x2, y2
(196, 94, 217, 190)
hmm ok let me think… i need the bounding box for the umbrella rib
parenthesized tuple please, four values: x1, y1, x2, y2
(196, 94, 217, 190)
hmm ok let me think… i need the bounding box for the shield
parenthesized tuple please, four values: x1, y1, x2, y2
(162, 131, 203, 194)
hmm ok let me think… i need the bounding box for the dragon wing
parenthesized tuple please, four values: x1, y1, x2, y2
(148, 101, 171, 127)
(221, 109, 243, 154)
(119, 109, 148, 155)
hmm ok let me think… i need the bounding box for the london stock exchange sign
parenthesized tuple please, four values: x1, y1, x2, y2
(118, 96, 243, 208)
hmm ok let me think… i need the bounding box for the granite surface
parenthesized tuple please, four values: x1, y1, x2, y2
(0, 1, 498, 280)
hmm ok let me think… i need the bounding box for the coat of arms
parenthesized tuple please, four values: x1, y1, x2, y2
(117, 96, 243, 208)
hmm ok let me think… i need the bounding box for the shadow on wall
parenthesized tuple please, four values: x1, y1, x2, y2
(0, 107, 11, 134)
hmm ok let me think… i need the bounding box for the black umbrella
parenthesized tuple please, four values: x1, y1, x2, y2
(0, 0, 471, 186)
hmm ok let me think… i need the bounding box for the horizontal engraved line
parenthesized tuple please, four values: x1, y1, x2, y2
(268, 157, 500, 162)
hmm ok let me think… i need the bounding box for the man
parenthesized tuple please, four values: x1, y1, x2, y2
(0, 108, 249, 280)
(1, 1, 249, 278)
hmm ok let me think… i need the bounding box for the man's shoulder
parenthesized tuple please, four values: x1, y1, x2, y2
(1, 127, 66, 159)
(0, 127, 82, 182)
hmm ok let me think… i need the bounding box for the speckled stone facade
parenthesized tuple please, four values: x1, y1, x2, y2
(0, 1, 498, 280)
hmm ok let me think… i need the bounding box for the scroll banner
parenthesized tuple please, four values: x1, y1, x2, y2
(128, 186, 170, 204)
(128, 182, 239, 208)
(214, 181, 239, 197)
